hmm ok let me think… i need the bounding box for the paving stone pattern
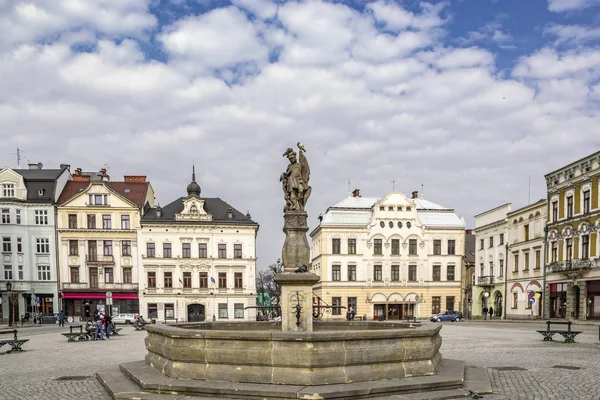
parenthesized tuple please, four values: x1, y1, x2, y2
(0, 321, 598, 399)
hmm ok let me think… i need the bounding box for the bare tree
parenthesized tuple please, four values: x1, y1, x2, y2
(255, 259, 283, 318)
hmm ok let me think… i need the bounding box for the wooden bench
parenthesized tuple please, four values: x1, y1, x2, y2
(536, 320, 582, 343)
(0, 329, 29, 352)
(61, 325, 89, 342)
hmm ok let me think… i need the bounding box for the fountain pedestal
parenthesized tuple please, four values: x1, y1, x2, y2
(274, 272, 320, 332)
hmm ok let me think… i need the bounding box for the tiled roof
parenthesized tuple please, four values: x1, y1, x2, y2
(142, 197, 257, 225)
(331, 196, 378, 209)
(58, 181, 150, 207)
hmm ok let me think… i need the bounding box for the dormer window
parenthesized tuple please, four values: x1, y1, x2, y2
(379, 206, 385, 211)
(406, 206, 412, 211)
(88, 194, 109, 206)
(2, 184, 15, 197)
(38, 189, 44, 196)
(190, 205, 198, 214)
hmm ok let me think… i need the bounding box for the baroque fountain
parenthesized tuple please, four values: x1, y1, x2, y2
(98, 143, 491, 399)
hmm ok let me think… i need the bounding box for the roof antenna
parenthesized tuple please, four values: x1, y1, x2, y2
(13, 145, 25, 167)
(391, 180, 396, 191)
(421, 182, 424, 199)
(348, 179, 351, 197)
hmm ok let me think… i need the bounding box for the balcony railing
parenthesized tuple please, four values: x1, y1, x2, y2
(62, 282, 138, 290)
(477, 276, 495, 286)
(86, 255, 114, 264)
(547, 259, 599, 274)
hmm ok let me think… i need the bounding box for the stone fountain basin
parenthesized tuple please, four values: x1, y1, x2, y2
(145, 321, 442, 386)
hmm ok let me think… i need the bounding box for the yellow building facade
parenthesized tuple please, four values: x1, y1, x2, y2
(310, 190, 465, 321)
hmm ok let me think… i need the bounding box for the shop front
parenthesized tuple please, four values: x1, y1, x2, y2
(586, 280, 600, 320)
(63, 292, 139, 320)
(371, 293, 419, 320)
(549, 282, 567, 318)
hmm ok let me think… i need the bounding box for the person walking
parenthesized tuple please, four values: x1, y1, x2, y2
(489, 307, 494, 320)
(482, 306, 488, 320)
(58, 310, 65, 327)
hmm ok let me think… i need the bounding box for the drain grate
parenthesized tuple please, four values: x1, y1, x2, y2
(490, 366, 527, 371)
(552, 365, 581, 370)
(54, 376, 91, 381)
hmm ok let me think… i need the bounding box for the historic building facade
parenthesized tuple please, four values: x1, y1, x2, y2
(138, 170, 258, 323)
(57, 169, 154, 320)
(545, 151, 600, 320)
(505, 199, 547, 320)
(0, 164, 71, 324)
(473, 204, 511, 319)
(310, 190, 465, 321)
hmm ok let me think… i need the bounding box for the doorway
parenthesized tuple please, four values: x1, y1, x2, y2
(494, 293, 503, 318)
(187, 304, 205, 322)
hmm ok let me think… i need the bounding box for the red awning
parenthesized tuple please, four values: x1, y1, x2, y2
(62, 292, 138, 300)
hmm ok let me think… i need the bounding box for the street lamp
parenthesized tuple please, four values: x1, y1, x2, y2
(6, 281, 14, 327)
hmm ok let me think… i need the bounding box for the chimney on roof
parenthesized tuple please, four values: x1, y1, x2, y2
(73, 167, 90, 181)
(124, 175, 147, 183)
(227, 208, 234, 219)
(246, 210, 251, 219)
(465, 229, 473, 235)
(412, 191, 418, 199)
(28, 163, 43, 170)
(352, 188, 361, 197)
(156, 205, 162, 218)
(60, 164, 71, 171)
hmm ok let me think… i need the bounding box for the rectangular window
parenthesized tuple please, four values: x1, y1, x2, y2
(489, 261, 494, 277)
(391, 265, 399, 281)
(332, 238, 341, 254)
(566, 238, 573, 261)
(123, 267, 132, 284)
(234, 243, 242, 259)
(18, 265, 23, 280)
(104, 267, 113, 284)
(332, 297, 341, 316)
(524, 225, 529, 241)
(446, 296, 455, 311)
(199, 272, 208, 288)
(163, 243, 172, 258)
(2, 237, 10, 252)
(199, 243, 207, 258)
(512, 292, 518, 309)
(582, 235, 590, 259)
(1, 208, 10, 224)
(432, 297, 441, 314)
(235, 272, 243, 288)
(480, 239, 484, 250)
(69, 240, 78, 256)
(408, 265, 417, 281)
(165, 303, 175, 319)
(409, 239, 417, 255)
(567, 195, 573, 218)
(147, 271, 156, 288)
(373, 239, 382, 255)
(148, 303, 158, 319)
(15, 209, 20, 224)
(447, 240, 455, 255)
(2, 183, 15, 197)
(433, 240, 441, 255)
(87, 214, 96, 229)
(373, 265, 382, 281)
(147, 243, 155, 258)
(121, 215, 130, 229)
(218, 272, 227, 288)
(88, 240, 97, 258)
(234, 303, 244, 319)
(348, 264, 356, 281)
(182, 243, 191, 258)
(218, 303, 228, 318)
(68, 214, 77, 229)
(552, 201, 558, 222)
(332, 264, 341, 281)
(499, 259, 504, 277)
(551, 242, 557, 263)
(583, 190, 591, 214)
(499, 234, 504, 245)
(391, 239, 400, 255)
(432, 265, 441, 281)
(348, 239, 356, 255)
(4, 265, 12, 280)
(122, 240, 131, 256)
(524, 252, 530, 270)
(70, 267, 80, 283)
(35, 210, 48, 225)
(489, 236, 494, 248)
(36, 238, 49, 253)
(89, 268, 98, 288)
(535, 250, 541, 269)
(102, 214, 111, 229)
(103, 240, 112, 256)
(480, 263, 484, 276)
(16, 237, 22, 253)
(513, 254, 519, 272)
(447, 265, 455, 281)
(164, 271, 173, 288)
(348, 297, 357, 315)
(218, 243, 227, 258)
(183, 271, 192, 288)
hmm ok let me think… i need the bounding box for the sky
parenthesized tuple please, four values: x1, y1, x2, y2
(2, 0, 600, 268)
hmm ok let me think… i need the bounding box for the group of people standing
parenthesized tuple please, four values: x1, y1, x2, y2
(92, 310, 114, 340)
(482, 306, 495, 320)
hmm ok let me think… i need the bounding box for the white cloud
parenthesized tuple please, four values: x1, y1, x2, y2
(513, 48, 600, 80)
(547, 0, 600, 12)
(455, 21, 513, 48)
(231, 0, 277, 19)
(544, 23, 600, 45)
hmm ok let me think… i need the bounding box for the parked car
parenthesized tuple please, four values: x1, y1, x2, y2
(40, 313, 60, 324)
(111, 313, 138, 324)
(430, 310, 462, 322)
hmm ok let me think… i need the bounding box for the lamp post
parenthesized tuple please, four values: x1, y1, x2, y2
(6, 281, 16, 327)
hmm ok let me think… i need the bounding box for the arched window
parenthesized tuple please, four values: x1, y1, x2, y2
(190, 205, 198, 214)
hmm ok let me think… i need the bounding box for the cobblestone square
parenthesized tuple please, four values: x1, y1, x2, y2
(0, 321, 598, 399)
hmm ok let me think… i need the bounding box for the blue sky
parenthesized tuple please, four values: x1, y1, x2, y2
(1, 0, 600, 265)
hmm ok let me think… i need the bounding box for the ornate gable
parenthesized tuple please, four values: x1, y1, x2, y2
(176, 197, 212, 221)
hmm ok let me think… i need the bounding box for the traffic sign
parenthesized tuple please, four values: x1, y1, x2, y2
(528, 291, 535, 297)
(529, 298, 535, 304)
(106, 291, 112, 298)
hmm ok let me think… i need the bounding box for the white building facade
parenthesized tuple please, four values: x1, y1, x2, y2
(473, 204, 511, 319)
(310, 190, 465, 321)
(0, 164, 71, 324)
(139, 171, 258, 322)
